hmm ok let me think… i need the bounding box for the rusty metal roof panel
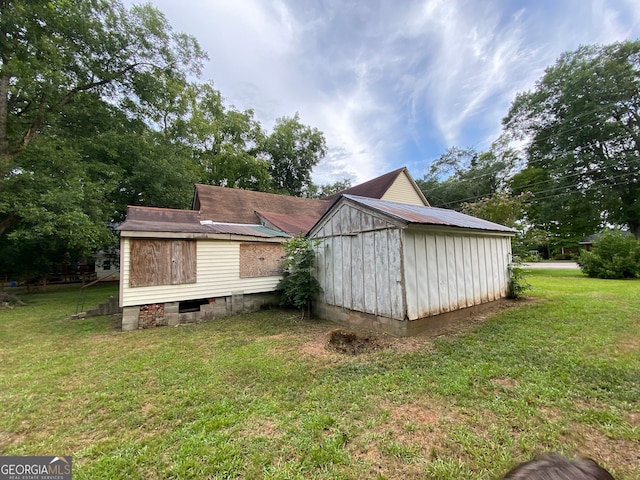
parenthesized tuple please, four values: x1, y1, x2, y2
(344, 195, 516, 233)
(118, 206, 290, 238)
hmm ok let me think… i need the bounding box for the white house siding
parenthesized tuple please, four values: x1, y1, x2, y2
(381, 173, 427, 206)
(120, 237, 282, 307)
(403, 228, 511, 320)
(313, 204, 405, 320)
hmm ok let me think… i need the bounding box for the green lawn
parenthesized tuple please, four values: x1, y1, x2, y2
(0, 273, 638, 479)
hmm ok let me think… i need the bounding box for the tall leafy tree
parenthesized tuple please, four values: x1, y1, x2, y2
(0, 0, 206, 234)
(264, 113, 327, 196)
(417, 143, 515, 210)
(504, 40, 640, 239)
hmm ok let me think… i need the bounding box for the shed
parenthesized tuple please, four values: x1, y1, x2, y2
(308, 195, 516, 336)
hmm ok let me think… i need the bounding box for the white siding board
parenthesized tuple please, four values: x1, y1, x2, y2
(463, 236, 474, 307)
(454, 236, 466, 309)
(445, 236, 458, 311)
(425, 233, 440, 316)
(415, 233, 429, 318)
(435, 235, 449, 313)
(404, 234, 418, 319)
(478, 237, 489, 302)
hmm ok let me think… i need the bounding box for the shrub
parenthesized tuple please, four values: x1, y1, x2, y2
(507, 257, 532, 299)
(276, 235, 322, 318)
(577, 230, 640, 279)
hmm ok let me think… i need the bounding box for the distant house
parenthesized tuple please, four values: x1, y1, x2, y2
(118, 167, 515, 335)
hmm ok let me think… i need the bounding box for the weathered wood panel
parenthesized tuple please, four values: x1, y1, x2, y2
(351, 234, 364, 311)
(362, 232, 376, 314)
(129, 239, 196, 287)
(239, 244, 284, 278)
(333, 235, 343, 306)
(342, 235, 352, 309)
(375, 230, 390, 317)
(388, 229, 404, 320)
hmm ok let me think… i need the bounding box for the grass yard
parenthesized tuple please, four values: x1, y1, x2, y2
(0, 272, 638, 479)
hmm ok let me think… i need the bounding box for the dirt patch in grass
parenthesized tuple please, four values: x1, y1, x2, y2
(348, 401, 447, 478)
(326, 329, 392, 355)
(574, 426, 640, 478)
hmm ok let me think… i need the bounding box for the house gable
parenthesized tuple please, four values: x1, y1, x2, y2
(381, 170, 429, 206)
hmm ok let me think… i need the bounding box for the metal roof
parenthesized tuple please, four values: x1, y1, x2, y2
(117, 207, 290, 238)
(343, 195, 517, 233)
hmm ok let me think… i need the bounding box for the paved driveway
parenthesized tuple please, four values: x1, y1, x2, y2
(523, 262, 579, 269)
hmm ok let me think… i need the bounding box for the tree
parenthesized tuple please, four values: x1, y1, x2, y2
(504, 40, 640, 239)
(170, 83, 272, 191)
(264, 113, 327, 196)
(0, 0, 206, 234)
(417, 144, 515, 210)
(304, 179, 352, 198)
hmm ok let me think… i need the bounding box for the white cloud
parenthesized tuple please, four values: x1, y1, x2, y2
(127, 0, 640, 184)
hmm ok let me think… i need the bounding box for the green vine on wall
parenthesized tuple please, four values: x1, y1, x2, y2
(276, 235, 322, 319)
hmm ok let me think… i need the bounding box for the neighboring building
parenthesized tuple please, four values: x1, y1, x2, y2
(308, 195, 516, 336)
(118, 167, 516, 335)
(95, 248, 119, 280)
(117, 207, 290, 330)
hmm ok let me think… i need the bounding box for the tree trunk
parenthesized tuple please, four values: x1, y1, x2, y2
(0, 214, 20, 236)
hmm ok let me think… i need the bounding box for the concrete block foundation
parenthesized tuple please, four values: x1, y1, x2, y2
(121, 292, 278, 331)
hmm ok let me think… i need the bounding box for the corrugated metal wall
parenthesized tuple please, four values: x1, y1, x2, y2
(403, 229, 511, 320)
(120, 238, 282, 307)
(313, 203, 405, 320)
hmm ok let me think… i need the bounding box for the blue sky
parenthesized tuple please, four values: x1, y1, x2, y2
(127, 0, 640, 185)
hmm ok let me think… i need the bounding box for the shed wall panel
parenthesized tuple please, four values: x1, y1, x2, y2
(342, 235, 352, 309)
(388, 229, 405, 319)
(375, 230, 391, 317)
(333, 236, 343, 306)
(351, 234, 364, 311)
(362, 232, 376, 314)
(403, 230, 512, 320)
(404, 234, 419, 319)
(425, 234, 440, 316)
